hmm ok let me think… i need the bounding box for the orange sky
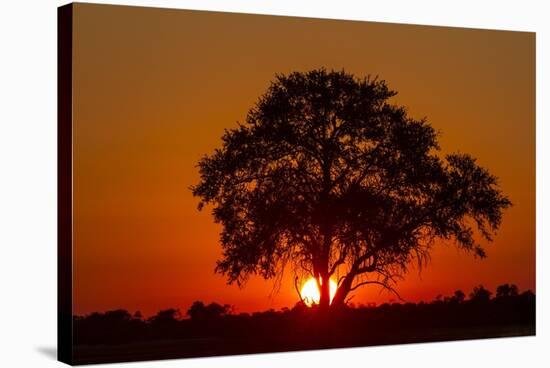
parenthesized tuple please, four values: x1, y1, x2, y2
(72, 3, 535, 316)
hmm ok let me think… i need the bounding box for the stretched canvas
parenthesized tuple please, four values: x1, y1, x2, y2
(58, 3, 536, 365)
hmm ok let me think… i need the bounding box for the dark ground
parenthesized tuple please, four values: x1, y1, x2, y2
(74, 324, 534, 365)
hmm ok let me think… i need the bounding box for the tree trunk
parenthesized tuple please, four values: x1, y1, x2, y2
(318, 272, 331, 310)
(330, 274, 354, 308)
(317, 227, 332, 311)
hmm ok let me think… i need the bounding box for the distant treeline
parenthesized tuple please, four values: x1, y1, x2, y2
(74, 284, 535, 346)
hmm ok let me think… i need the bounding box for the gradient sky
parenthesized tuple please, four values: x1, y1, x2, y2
(72, 3, 535, 316)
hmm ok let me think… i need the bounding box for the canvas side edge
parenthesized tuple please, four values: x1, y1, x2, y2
(58, 3, 74, 366)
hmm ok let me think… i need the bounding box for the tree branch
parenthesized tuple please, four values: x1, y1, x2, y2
(328, 244, 349, 276)
(294, 276, 305, 305)
(352, 252, 378, 274)
(349, 280, 404, 301)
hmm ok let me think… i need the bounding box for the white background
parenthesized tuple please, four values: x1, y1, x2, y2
(0, 0, 547, 366)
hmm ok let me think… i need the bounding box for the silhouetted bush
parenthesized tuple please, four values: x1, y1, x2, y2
(496, 284, 519, 298)
(187, 301, 231, 321)
(73, 285, 535, 346)
(470, 285, 492, 304)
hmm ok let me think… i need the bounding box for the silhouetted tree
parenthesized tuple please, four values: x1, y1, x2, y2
(103, 309, 132, 322)
(453, 290, 466, 303)
(148, 308, 181, 325)
(496, 283, 519, 298)
(187, 301, 232, 321)
(192, 69, 511, 310)
(469, 285, 492, 303)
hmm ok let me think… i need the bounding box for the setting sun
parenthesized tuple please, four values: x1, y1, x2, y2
(300, 278, 338, 306)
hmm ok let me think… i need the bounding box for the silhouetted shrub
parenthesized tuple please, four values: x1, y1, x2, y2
(187, 301, 231, 321)
(74, 286, 535, 346)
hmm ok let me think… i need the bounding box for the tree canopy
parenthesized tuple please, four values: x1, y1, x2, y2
(191, 69, 511, 310)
